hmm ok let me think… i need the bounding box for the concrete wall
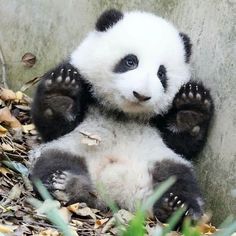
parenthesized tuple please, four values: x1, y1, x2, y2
(0, 0, 235, 224)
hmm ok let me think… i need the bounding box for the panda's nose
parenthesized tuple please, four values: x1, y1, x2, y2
(133, 91, 151, 102)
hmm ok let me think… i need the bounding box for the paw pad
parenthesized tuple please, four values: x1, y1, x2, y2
(174, 82, 213, 112)
(51, 170, 70, 191)
(43, 65, 81, 97)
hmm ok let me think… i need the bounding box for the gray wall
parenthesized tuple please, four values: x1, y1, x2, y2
(0, 0, 235, 224)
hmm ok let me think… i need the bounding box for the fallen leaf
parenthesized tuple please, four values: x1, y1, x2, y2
(198, 223, 217, 234)
(0, 166, 13, 177)
(0, 107, 22, 129)
(70, 219, 83, 227)
(0, 87, 16, 101)
(0, 124, 7, 137)
(59, 207, 72, 223)
(94, 218, 109, 229)
(38, 228, 60, 236)
(80, 131, 101, 146)
(101, 217, 116, 234)
(22, 124, 35, 133)
(14, 104, 31, 111)
(21, 52, 36, 67)
(72, 206, 96, 220)
(0, 224, 14, 233)
(1, 143, 15, 152)
(67, 203, 80, 213)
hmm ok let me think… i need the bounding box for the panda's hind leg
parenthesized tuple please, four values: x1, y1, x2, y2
(31, 62, 84, 141)
(152, 160, 203, 225)
(31, 150, 108, 211)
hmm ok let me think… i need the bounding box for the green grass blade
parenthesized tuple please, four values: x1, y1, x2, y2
(121, 209, 146, 236)
(215, 220, 236, 236)
(33, 178, 53, 200)
(162, 206, 186, 235)
(142, 176, 176, 212)
(29, 180, 74, 236)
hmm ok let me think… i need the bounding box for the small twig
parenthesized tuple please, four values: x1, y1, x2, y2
(0, 44, 8, 88)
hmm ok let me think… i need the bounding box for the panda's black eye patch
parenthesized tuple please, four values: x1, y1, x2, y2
(157, 65, 167, 91)
(113, 54, 138, 73)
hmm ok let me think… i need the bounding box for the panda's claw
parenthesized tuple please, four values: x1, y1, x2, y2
(65, 76, 70, 84)
(56, 76, 63, 83)
(45, 79, 52, 87)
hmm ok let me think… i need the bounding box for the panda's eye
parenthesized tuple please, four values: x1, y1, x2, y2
(157, 65, 167, 91)
(124, 55, 138, 68)
(113, 54, 138, 73)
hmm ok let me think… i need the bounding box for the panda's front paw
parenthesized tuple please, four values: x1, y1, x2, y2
(38, 64, 82, 122)
(171, 81, 214, 135)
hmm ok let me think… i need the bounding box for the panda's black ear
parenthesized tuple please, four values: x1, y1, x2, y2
(96, 9, 123, 32)
(179, 33, 192, 63)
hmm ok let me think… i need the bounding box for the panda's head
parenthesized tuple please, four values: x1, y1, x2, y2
(71, 9, 192, 117)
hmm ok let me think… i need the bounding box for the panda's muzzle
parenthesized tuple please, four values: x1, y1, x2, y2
(133, 91, 151, 102)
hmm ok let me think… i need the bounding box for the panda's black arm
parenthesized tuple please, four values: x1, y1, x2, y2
(152, 81, 214, 160)
(31, 62, 91, 142)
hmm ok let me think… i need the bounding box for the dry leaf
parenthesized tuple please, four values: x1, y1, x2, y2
(15, 91, 24, 103)
(1, 143, 15, 152)
(5, 184, 22, 203)
(21, 52, 36, 67)
(198, 223, 217, 234)
(67, 203, 80, 213)
(80, 131, 101, 146)
(0, 167, 12, 177)
(14, 104, 31, 111)
(70, 219, 83, 227)
(0, 224, 14, 233)
(71, 206, 96, 220)
(0, 87, 16, 101)
(22, 124, 35, 133)
(101, 217, 116, 234)
(0, 107, 22, 129)
(59, 207, 72, 223)
(94, 218, 109, 229)
(0, 124, 7, 137)
(38, 228, 60, 236)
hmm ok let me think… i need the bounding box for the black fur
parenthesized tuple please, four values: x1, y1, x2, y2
(158, 65, 168, 91)
(152, 160, 203, 224)
(179, 33, 192, 63)
(31, 150, 107, 210)
(152, 81, 214, 159)
(113, 54, 139, 73)
(31, 62, 92, 142)
(95, 9, 123, 32)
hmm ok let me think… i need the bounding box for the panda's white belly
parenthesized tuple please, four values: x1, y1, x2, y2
(36, 109, 187, 211)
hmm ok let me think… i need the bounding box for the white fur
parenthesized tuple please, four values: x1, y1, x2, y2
(71, 11, 190, 116)
(31, 11, 193, 212)
(33, 106, 191, 212)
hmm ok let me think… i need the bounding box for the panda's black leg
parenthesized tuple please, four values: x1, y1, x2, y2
(31, 150, 108, 211)
(31, 62, 85, 141)
(152, 160, 203, 225)
(155, 81, 214, 159)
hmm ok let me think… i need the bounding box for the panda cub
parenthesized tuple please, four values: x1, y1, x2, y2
(30, 9, 214, 223)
